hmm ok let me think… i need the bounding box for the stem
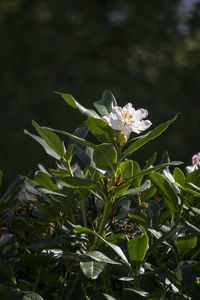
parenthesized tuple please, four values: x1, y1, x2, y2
(92, 199, 111, 250)
(64, 271, 82, 300)
(33, 269, 41, 292)
(67, 161, 74, 177)
(81, 191, 87, 227)
(175, 196, 185, 227)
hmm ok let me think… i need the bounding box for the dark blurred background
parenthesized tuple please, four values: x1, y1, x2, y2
(1, 0, 200, 189)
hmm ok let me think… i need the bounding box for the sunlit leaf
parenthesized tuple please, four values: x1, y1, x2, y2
(128, 234, 149, 262)
(122, 114, 178, 159)
(32, 121, 66, 159)
(80, 260, 105, 279)
(57, 92, 99, 118)
(177, 235, 197, 256)
(83, 251, 121, 265)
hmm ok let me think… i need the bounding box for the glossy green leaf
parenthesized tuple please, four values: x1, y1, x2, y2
(173, 167, 185, 186)
(119, 160, 133, 179)
(57, 92, 99, 118)
(83, 251, 121, 265)
(32, 121, 66, 159)
(125, 287, 150, 298)
(22, 292, 44, 300)
(122, 180, 151, 198)
(122, 114, 178, 159)
(93, 143, 117, 172)
(128, 234, 149, 262)
(80, 260, 105, 279)
(93, 90, 117, 116)
(149, 172, 178, 212)
(87, 116, 117, 145)
(177, 235, 197, 255)
(102, 293, 116, 300)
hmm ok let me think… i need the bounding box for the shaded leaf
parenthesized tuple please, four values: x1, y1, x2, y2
(149, 172, 178, 212)
(93, 90, 117, 116)
(93, 143, 117, 172)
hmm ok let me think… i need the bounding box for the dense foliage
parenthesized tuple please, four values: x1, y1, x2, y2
(1, 0, 200, 188)
(0, 91, 199, 299)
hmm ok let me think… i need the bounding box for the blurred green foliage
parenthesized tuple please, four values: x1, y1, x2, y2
(0, 0, 200, 189)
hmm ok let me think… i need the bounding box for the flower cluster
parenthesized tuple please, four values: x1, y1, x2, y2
(103, 103, 152, 136)
(192, 152, 200, 166)
(186, 151, 200, 173)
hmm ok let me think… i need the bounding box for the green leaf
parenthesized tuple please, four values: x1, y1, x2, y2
(58, 176, 101, 191)
(80, 260, 105, 279)
(43, 127, 96, 149)
(24, 130, 61, 160)
(141, 185, 157, 202)
(177, 235, 197, 256)
(32, 121, 66, 159)
(144, 152, 157, 169)
(57, 92, 100, 118)
(128, 233, 149, 262)
(87, 116, 117, 145)
(22, 291, 44, 300)
(122, 114, 178, 159)
(119, 160, 133, 179)
(121, 180, 151, 198)
(144, 224, 184, 262)
(75, 227, 130, 266)
(102, 293, 116, 300)
(129, 213, 148, 225)
(125, 288, 150, 298)
(83, 251, 121, 265)
(186, 168, 200, 187)
(175, 182, 200, 198)
(149, 172, 178, 212)
(184, 221, 200, 236)
(33, 202, 58, 220)
(173, 167, 185, 186)
(93, 90, 117, 116)
(93, 143, 117, 172)
(34, 171, 58, 191)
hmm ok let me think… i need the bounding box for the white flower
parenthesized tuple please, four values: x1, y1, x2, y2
(103, 103, 152, 135)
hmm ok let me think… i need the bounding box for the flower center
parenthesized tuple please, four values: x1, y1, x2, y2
(122, 112, 133, 124)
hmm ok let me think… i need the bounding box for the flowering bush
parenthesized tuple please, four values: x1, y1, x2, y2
(0, 91, 200, 299)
